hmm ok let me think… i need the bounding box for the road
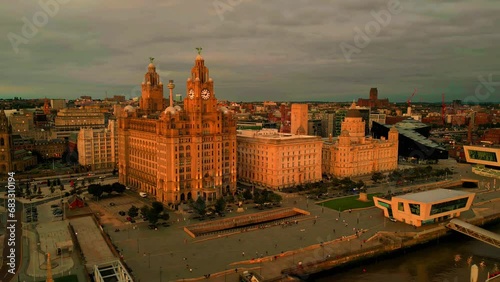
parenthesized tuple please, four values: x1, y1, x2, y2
(0, 200, 22, 282)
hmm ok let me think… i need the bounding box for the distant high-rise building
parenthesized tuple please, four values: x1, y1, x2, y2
(175, 94, 183, 102)
(78, 119, 118, 170)
(51, 99, 66, 110)
(308, 120, 323, 137)
(321, 112, 335, 138)
(291, 104, 308, 135)
(334, 109, 347, 137)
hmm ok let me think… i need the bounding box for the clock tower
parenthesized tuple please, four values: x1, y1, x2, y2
(184, 48, 217, 115)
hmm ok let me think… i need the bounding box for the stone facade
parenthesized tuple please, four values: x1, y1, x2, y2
(118, 54, 237, 206)
(237, 129, 322, 190)
(291, 104, 308, 135)
(322, 103, 398, 178)
(77, 119, 118, 170)
(0, 110, 37, 174)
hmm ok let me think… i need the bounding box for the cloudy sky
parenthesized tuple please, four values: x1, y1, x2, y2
(1, 0, 499, 102)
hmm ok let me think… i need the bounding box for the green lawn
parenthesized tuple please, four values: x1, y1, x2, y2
(38, 275, 79, 282)
(319, 193, 382, 210)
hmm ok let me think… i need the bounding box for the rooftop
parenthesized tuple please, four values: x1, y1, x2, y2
(393, 188, 474, 203)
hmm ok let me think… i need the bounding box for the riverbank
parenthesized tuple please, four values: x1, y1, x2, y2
(195, 195, 499, 282)
(280, 199, 500, 281)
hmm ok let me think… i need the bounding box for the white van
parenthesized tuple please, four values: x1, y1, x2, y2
(139, 192, 147, 198)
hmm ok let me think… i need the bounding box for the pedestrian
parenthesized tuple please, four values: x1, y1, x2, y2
(189, 268, 192, 272)
(336, 218, 339, 222)
(333, 228, 335, 233)
(242, 251, 245, 256)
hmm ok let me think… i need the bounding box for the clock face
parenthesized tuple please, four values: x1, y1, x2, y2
(188, 89, 194, 99)
(201, 89, 210, 100)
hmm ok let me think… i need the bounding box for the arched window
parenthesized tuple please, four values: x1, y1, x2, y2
(0, 138, 4, 146)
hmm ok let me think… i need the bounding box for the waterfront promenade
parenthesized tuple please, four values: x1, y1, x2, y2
(106, 186, 499, 282)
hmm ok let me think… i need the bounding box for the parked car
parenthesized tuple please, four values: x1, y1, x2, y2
(389, 217, 397, 222)
(109, 202, 116, 206)
(76, 177, 84, 181)
(161, 222, 170, 227)
(139, 192, 147, 198)
(50, 204, 59, 208)
(148, 224, 158, 230)
(118, 211, 126, 216)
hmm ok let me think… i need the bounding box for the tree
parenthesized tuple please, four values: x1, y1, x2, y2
(191, 197, 206, 216)
(160, 213, 170, 221)
(88, 184, 102, 198)
(128, 205, 139, 218)
(47, 179, 51, 187)
(111, 182, 126, 194)
(140, 206, 149, 218)
(147, 210, 159, 225)
(214, 197, 227, 214)
(242, 189, 253, 200)
(102, 184, 112, 195)
(371, 172, 384, 183)
(151, 201, 164, 214)
(268, 192, 282, 203)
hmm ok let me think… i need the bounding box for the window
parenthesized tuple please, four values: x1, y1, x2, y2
(409, 203, 420, 215)
(398, 202, 404, 212)
(430, 198, 468, 215)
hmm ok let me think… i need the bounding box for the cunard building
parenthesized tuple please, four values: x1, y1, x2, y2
(118, 51, 237, 206)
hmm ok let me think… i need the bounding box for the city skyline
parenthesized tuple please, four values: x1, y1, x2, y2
(2, 0, 499, 102)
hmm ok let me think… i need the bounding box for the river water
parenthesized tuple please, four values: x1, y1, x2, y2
(313, 223, 500, 282)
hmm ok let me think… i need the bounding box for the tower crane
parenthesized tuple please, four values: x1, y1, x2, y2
(407, 88, 417, 107)
(442, 93, 446, 124)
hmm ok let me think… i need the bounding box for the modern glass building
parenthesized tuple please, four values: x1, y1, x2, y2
(374, 189, 475, 227)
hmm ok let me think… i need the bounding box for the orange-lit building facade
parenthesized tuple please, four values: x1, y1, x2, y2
(237, 129, 322, 189)
(291, 104, 308, 135)
(322, 103, 398, 178)
(118, 54, 237, 206)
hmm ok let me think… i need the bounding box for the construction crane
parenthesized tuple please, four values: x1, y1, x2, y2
(442, 93, 446, 124)
(407, 88, 417, 107)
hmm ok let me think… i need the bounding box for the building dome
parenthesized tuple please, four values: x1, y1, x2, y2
(340, 130, 350, 137)
(187, 78, 192, 82)
(195, 77, 200, 82)
(174, 105, 182, 111)
(273, 110, 281, 117)
(219, 106, 229, 114)
(196, 54, 203, 61)
(148, 63, 155, 69)
(124, 105, 136, 112)
(164, 106, 176, 114)
(208, 78, 213, 82)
